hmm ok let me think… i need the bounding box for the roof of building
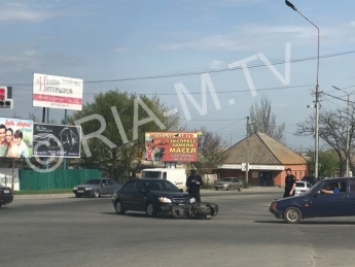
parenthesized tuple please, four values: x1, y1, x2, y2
(223, 132, 307, 165)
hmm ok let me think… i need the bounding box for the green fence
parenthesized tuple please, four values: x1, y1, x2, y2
(19, 169, 102, 190)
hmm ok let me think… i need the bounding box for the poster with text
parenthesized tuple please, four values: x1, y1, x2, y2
(33, 123, 81, 158)
(0, 118, 33, 158)
(144, 132, 199, 162)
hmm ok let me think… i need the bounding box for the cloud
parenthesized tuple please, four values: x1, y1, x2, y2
(159, 24, 314, 52)
(0, 2, 53, 22)
(159, 21, 355, 53)
(209, 60, 225, 69)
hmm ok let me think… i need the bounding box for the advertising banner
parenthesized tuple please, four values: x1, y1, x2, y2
(0, 118, 33, 158)
(145, 132, 199, 162)
(33, 73, 83, 110)
(33, 123, 81, 158)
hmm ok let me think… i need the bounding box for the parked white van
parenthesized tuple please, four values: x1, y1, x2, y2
(140, 168, 187, 192)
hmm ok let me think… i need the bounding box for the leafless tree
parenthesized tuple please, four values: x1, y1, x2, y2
(249, 96, 285, 142)
(296, 105, 355, 176)
(194, 127, 227, 174)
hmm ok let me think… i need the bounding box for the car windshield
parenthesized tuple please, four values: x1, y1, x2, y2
(142, 171, 161, 178)
(222, 178, 233, 182)
(84, 179, 101, 185)
(307, 180, 323, 193)
(296, 182, 305, 187)
(144, 180, 180, 192)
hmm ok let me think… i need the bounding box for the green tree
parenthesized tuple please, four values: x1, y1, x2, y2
(249, 96, 285, 142)
(306, 149, 339, 178)
(66, 90, 182, 181)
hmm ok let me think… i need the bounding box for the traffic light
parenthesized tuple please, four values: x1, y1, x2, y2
(0, 86, 13, 109)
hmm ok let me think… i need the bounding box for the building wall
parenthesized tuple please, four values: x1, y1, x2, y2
(217, 164, 308, 187)
(274, 164, 308, 186)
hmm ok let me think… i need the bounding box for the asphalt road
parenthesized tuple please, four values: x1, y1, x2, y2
(1, 187, 355, 267)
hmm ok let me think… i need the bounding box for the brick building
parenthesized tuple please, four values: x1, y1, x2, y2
(217, 132, 308, 186)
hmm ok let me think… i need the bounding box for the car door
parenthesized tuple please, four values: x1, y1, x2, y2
(230, 178, 236, 190)
(307, 179, 350, 217)
(346, 179, 355, 215)
(119, 180, 135, 210)
(133, 180, 147, 212)
(107, 179, 117, 195)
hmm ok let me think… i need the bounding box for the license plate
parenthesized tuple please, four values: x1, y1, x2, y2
(78, 190, 84, 193)
(4, 190, 10, 194)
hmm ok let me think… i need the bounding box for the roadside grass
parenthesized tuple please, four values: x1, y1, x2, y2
(13, 189, 72, 195)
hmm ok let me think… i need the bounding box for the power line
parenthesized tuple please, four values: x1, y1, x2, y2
(6, 49, 355, 87)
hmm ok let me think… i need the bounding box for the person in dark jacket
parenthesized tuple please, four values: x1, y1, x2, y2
(283, 168, 296, 198)
(186, 169, 204, 202)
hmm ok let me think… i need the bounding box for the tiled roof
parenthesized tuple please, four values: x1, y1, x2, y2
(223, 132, 307, 165)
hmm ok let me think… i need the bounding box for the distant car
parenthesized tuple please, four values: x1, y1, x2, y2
(0, 184, 13, 207)
(269, 177, 355, 224)
(294, 181, 312, 196)
(73, 178, 120, 198)
(215, 177, 243, 191)
(112, 178, 218, 218)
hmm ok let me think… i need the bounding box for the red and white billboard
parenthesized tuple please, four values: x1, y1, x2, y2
(145, 132, 199, 162)
(33, 73, 83, 110)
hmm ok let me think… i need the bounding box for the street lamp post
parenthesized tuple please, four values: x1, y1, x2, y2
(285, 0, 320, 179)
(332, 85, 354, 176)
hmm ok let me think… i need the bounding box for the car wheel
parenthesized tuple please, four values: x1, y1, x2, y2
(237, 187, 241, 192)
(75, 193, 81, 198)
(284, 206, 302, 224)
(146, 202, 156, 217)
(93, 190, 101, 198)
(215, 187, 218, 191)
(226, 185, 230, 191)
(0, 204, 2, 208)
(115, 200, 125, 215)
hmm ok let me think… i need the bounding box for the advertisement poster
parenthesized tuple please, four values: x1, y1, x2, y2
(33, 73, 83, 110)
(0, 118, 34, 158)
(33, 123, 81, 158)
(145, 132, 199, 162)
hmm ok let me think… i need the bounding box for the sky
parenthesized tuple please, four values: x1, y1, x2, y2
(0, 0, 354, 152)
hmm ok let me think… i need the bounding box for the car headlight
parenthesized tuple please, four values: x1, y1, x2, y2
(189, 198, 196, 203)
(158, 197, 172, 203)
(73, 187, 77, 190)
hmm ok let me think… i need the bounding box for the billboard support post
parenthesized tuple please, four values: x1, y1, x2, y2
(63, 109, 68, 170)
(11, 159, 15, 191)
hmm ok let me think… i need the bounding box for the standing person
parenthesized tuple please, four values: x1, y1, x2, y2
(0, 124, 7, 157)
(283, 168, 296, 198)
(186, 169, 204, 202)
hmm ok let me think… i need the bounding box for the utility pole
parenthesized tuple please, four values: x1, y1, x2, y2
(245, 116, 250, 185)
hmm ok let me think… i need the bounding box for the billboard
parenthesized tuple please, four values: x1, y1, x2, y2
(33, 123, 81, 158)
(144, 132, 199, 162)
(33, 73, 83, 110)
(0, 118, 34, 158)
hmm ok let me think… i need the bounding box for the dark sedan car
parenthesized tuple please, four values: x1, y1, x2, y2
(112, 178, 201, 217)
(270, 177, 355, 224)
(73, 178, 120, 198)
(0, 184, 13, 207)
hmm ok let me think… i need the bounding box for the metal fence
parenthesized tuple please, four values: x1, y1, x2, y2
(19, 169, 102, 190)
